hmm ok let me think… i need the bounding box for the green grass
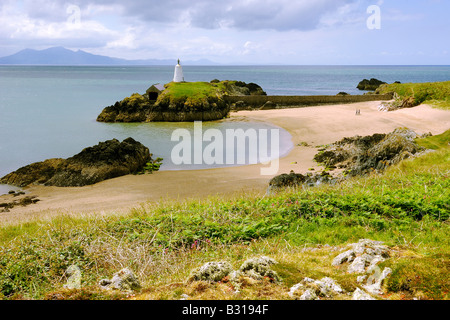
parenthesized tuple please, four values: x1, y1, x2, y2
(160, 82, 225, 100)
(0, 131, 449, 300)
(155, 81, 233, 107)
(376, 81, 450, 110)
(416, 129, 450, 150)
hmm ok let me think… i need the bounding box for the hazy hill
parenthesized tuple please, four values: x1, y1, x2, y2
(0, 47, 218, 66)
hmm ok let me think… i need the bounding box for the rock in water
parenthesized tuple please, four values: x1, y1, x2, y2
(0, 138, 152, 187)
(357, 78, 387, 91)
(97, 80, 266, 123)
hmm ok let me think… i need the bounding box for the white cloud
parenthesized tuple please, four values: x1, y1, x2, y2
(0, 0, 448, 64)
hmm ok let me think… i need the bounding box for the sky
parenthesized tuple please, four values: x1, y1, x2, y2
(0, 0, 449, 65)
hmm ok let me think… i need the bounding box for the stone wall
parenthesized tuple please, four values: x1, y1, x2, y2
(224, 93, 393, 110)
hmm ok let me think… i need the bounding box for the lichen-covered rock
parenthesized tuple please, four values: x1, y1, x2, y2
(0, 138, 153, 187)
(188, 261, 233, 282)
(348, 256, 371, 274)
(63, 265, 82, 290)
(99, 268, 141, 292)
(332, 249, 356, 266)
(363, 267, 392, 295)
(300, 289, 319, 300)
(332, 239, 391, 276)
(316, 277, 344, 296)
(352, 288, 376, 300)
(238, 256, 280, 282)
(289, 277, 345, 299)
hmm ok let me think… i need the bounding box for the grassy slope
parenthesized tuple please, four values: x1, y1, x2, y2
(0, 132, 449, 300)
(155, 81, 234, 107)
(376, 81, 450, 110)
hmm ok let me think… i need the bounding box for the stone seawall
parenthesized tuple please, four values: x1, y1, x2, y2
(224, 94, 393, 110)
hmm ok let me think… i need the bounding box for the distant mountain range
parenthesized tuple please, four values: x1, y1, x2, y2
(0, 47, 218, 66)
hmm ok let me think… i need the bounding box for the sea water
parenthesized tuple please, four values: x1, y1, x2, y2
(1, 65, 449, 194)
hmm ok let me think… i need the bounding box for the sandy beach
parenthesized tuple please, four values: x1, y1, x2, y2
(1, 101, 449, 226)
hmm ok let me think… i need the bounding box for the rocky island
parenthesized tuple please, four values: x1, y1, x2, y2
(97, 80, 266, 122)
(357, 78, 387, 91)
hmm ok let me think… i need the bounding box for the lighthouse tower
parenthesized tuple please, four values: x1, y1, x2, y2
(173, 59, 184, 82)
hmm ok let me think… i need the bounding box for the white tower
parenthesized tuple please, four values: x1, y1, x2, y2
(173, 59, 184, 82)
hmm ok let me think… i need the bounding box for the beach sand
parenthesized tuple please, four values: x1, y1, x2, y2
(1, 101, 449, 225)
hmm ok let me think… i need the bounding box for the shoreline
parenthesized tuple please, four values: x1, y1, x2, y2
(1, 101, 449, 226)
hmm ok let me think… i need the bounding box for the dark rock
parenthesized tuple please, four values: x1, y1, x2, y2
(0, 158, 65, 187)
(0, 195, 40, 210)
(313, 128, 423, 177)
(0, 138, 153, 187)
(268, 170, 336, 192)
(337, 92, 350, 96)
(357, 78, 387, 91)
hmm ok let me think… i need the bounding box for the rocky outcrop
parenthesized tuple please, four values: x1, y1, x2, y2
(357, 78, 387, 91)
(332, 239, 391, 273)
(97, 80, 266, 123)
(188, 256, 280, 295)
(222, 81, 267, 96)
(97, 93, 231, 122)
(236, 256, 280, 282)
(352, 288, 376, 300)
(289, 277, 345, 300)
(99, 268, 141, 292)
(0, 138, 153, 187)
(0, 194, 40, 212)
(313, 128, 426, 176)
(188, 261, 233, 282)
(268, 170, 337, 193)
(378, 95, 417, 112)
(268, 128, 427, 192)
(332, 239, 393, 299)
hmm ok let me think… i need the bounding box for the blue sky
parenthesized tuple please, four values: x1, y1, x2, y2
(0, 0, 448, 64)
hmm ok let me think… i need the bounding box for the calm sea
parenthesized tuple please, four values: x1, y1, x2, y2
(1, 65, 449, 194)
